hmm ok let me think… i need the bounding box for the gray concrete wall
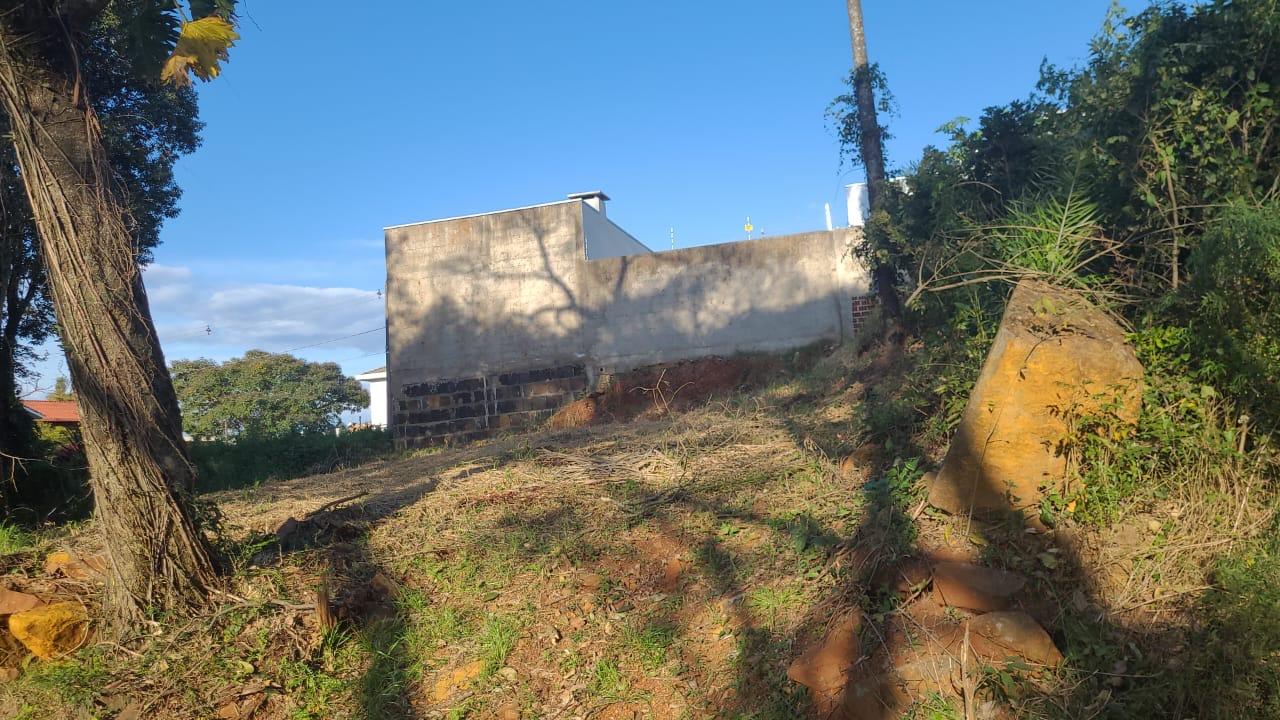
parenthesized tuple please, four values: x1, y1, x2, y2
(581, 229, 868, 371)
(582, 204, 652, 260)
(385, 200, 869, 444)
(385, 200, 587, 383)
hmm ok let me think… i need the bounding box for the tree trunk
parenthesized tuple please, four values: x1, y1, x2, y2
(846, 0, 904, 324)
(0, 20, 218, 628)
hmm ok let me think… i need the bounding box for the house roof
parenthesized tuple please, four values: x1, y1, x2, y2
(355, 366, 387, 382)
(22, 400, 79, 423)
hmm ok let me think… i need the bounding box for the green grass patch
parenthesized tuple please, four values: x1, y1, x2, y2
(621, 621, 676, 670)
(0, 522, 33, 555)
(747, 585, 804, 628)
(478, 614, 521, 676)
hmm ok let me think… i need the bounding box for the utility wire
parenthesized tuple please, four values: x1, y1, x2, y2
(279, 326, 385, 354)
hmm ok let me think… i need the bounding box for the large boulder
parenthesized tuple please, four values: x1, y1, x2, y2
(929, 280, 1143, 515)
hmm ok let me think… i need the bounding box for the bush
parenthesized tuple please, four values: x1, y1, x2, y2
(190, 428, 392, 493)
(1186, 203, 1280, 420)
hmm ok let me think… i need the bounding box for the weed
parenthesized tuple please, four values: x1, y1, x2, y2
(280, 659, 348, 720)
(478, 614, 521, 676)
(908, 691, 962, 719)
(747, 585, 804, 628)
(0, 522, 32, 554)
(20, 648, 109, 707)
(588, 659, 634, 701)
(621, 621, 676, 670)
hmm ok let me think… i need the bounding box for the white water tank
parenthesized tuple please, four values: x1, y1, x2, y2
(845, 182, 869, 227)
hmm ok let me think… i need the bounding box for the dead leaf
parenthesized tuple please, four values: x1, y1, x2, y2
(0, 588, 43, 615)
(162, 16, 240, 86)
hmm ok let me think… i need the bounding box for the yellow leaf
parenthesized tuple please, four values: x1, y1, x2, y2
(161, 16, 240, 85)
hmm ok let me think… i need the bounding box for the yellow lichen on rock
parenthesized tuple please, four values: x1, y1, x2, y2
(9, 601, 89, 659)
(928, 279, 1144, 515)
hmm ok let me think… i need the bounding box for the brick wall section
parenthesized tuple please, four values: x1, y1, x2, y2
(851, 294, 877, 334)
(395, 364, 587, 446)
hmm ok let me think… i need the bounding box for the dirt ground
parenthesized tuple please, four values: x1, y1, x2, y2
(0, 346, 1261, 720)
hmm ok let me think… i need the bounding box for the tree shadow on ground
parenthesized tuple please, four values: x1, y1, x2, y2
(766, 341, 1274, 720)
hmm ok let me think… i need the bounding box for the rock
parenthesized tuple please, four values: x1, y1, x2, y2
(928, 280, 1143, 514)
(787, 610, 862, 714)
(0, 667, 18, 682)
(8, 601, 89, 659)
(873, 559, 932, 598)
(579, 573, 604, 593)
(932, 562, 1026, 612)
(660, 557, 683, 592)
(895, 654, 962, 692)
(43, 551, 106, 582)
(496, 702, 521, 720)
(432, 659, 485, 702)
(0, 588, 44, 615)
(966, 611, 1063, 667)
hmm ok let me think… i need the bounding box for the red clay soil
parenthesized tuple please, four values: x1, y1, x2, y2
(548, 356, 758, 429)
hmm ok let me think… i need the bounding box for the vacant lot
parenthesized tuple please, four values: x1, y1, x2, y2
(3, 346, 1274, 720)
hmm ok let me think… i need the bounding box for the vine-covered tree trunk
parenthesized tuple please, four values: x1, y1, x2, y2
(846, 0, 904, 324)
(0, 18, 217, 627)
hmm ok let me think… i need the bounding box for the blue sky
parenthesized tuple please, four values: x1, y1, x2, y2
(26, 0, 1140, 402)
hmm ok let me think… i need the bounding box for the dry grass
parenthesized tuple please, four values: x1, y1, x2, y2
(1, 343, 1275, 720)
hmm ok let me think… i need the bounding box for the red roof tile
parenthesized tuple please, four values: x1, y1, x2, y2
(22, 400, 80, 423)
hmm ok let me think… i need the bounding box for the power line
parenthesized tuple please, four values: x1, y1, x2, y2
(279, 326, 385, 354)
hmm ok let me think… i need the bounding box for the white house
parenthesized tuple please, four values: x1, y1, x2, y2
(355, 366, 388, 428)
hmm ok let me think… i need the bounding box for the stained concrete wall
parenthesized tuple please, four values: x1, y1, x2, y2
(581, 229, 866, 371)
(385, 199, 869, 444)
(582, 205, 651, 260)
(385, 199, 587, 383)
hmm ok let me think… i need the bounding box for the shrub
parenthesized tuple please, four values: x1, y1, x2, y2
(190, 428, 392, 493)
(1186, 203, 1280, 421)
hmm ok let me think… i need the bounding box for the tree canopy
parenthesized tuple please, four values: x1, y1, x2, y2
(0, 5, 202, 460)
(172, 351, 369, 439)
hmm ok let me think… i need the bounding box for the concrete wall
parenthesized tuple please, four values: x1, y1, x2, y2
(386, 200, 587, 382)
(581, 229, 867, 371)
(385, 200, 869, 445)
(582, 204, 652, 260)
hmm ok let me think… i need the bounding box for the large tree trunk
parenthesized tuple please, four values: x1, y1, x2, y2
(846, 0, 903, 324)
(0, 18, 218, 628)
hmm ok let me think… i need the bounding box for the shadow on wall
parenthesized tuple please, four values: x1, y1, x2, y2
(386, 204, 866, 442)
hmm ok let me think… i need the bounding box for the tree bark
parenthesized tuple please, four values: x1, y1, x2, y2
(846, 0, 904, 324)
(0, 18, 218, 628)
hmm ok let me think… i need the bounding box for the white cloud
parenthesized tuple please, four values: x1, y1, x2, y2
(143, 264, 385, 360)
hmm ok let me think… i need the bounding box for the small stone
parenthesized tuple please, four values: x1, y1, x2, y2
(498, 666, 518, 681)
(1147, 520, 1162, 533)
(932, 562, 1025, 612)
(966, 611, 1063, 667)
(0, 668, 18, 682)
(9, 601, 89, 659)
(496, 702, 520, 720)
(660, 557, 683, 591)
(786, 610, 862, 714)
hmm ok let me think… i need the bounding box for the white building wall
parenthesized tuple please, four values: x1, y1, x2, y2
(367, 379, 388, 427)
(582, 204, 652, 260)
